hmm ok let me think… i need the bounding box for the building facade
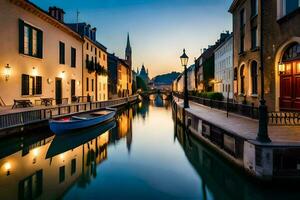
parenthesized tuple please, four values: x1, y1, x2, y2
(214, 34, 234, 99)
(230, 0, 300, 111)
(107, 35, 132, 99)
(67, 23, 108, 102)
(0, 1, 83, 105)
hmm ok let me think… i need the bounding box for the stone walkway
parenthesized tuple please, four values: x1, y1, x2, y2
(175, 99, 300, 145)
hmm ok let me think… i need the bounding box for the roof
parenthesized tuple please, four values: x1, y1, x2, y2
(214, 33, 233, 52)
(229, 0, 245, 13)
(13, 0, 83, 42)
(84, 36, 107, 52)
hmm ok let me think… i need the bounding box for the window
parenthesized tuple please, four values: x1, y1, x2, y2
(251, 61, 258, 94)
(71, 47, 76, 68)
(59, 41, 65, 64)
(59, 166, 65, 183)
(239, 9, 245, 53)
(251, 0, 258, 17)
(251, 27, 258, 49)
(240, 65, 245, 94)
(19, 19, 43, 58)
(278, 0, 300, 18)
(86, 43, 89, 50)
(21, 74, 42, 96)
(282, 42, 300, 61)
(71, 159, 76, 175)
(92, 79, 94, 92)
(86, 78, 89, 92)
(95, 48, 97, 55)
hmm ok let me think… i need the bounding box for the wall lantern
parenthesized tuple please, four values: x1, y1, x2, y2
(32, 67, 38, 76)
(61, 71, 65, 79)
(4, 64, 11, 81)
(278, 62, 285, 74)
(4, 162, 11, 176)
(47, 78, 53, 84)
(77, 81, 80, 86)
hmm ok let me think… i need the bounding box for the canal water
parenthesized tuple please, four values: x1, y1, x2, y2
(0, 97, 300, 200)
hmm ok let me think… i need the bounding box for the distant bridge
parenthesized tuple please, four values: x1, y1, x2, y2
(138, 89, 172, 100)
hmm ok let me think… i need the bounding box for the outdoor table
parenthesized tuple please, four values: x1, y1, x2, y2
(41, 98, 54, 106)
(12, 99, 33, 109)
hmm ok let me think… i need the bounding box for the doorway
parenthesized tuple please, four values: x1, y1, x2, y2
(55, 78, 62, 105)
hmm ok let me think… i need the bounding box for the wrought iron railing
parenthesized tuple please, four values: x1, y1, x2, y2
(268, 111, 300, 126)
(173, 92, 259, 119)
(0, 95, 139, 131)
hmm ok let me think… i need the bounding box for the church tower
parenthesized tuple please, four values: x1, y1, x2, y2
(125, 33, 132, 67)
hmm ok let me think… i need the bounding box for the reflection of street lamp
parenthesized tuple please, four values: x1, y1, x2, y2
(180, 49, 189, 108)
(257, 0, 271, 143)
(4, 64, 11, 81)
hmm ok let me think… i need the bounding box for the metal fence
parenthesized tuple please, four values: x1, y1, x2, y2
(173, 92, 259, 119)
(0, 95, 138, 131)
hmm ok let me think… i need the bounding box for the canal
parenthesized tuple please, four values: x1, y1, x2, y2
(0, 97, 300, 200)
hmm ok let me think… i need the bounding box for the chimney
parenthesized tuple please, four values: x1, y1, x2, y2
(49, 7, 65, 23)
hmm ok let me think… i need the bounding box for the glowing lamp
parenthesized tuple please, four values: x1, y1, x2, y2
(180, 49, 189, 67)
(4, 162, 11, 176)
(4, 64, 11, 81)
(32, 67, 38, 76)
(278, 62, 285, 74)
(61, 71, 65, 79)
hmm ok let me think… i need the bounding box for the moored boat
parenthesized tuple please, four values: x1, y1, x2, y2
(49, 108, 116, 135)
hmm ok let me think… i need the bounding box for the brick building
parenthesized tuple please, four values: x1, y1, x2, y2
(229, 0, 300, 111)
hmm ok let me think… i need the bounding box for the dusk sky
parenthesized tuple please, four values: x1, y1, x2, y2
(32, 0, 232, 78)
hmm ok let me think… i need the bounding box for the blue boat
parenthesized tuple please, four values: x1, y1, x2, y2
(49, 108, 116, 135)
(46, 120, 116, 158)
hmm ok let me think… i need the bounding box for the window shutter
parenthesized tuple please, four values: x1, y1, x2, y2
(36, 76, 42, 95)
(21, 74, 29, 95)
(71, 47, 76, 68)
(19, 19, 24, 54)
(59, 42, 65, 64)
(37, 30, 43, 58)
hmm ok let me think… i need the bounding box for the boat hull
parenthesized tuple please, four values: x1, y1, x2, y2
(49, 110, 115, 135)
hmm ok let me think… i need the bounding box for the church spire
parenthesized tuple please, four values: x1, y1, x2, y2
(125, 33, 132, 67)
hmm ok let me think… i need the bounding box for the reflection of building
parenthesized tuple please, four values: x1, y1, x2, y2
(0, 1, 83, 105)
(108, 34, 132, 99)
(214, 34, 233, 99)
(0, 132, 108, 199)
(229, 0, 300, 111)
(67, 22, 108, 101)
(137, 64, 150, 85)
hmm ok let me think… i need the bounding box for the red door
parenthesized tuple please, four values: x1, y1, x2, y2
(280, 62, 300, 111)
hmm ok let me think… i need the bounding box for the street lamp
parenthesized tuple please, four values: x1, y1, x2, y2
(257, 0, 271, 143)
(180, 49, 189, 108)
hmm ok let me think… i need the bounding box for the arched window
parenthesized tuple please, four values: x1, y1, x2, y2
(251, 61, 258, 94)
(282, 42, 300, 62)
(240, 65, 245, 94)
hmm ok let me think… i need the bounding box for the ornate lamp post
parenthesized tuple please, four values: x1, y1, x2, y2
(180, 49, 189, 108)
(257, 0, 271, 143)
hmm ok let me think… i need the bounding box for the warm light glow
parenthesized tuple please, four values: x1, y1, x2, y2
(180, 49, 189, 67)
(32, 148, 39, 157)
(77, 81, 80, 86)
(4, 162, 11, 171)
(32, 67, 38, 76)
(297, 63, 300, 73)
(4, 64, 11, 81)
(278, 62, 285, 74)
(61, 71, 65, 79)
(47, 78, 52, 84)
(60, 153, 65, 160)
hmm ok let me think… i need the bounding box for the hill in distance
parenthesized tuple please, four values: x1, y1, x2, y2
(152, 72, 180, 85)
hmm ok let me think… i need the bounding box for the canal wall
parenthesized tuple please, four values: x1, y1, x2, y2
(0, 95, 139, 137)
(172, 97, 300, 180)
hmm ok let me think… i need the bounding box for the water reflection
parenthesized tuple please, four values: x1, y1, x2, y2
(0, 108, 134, 200)
(1, 99, 300, 200)
(175, 121, 300, 200)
